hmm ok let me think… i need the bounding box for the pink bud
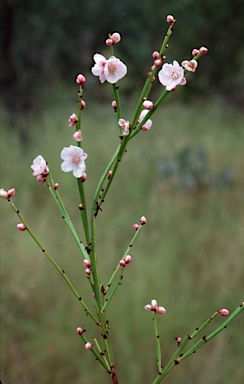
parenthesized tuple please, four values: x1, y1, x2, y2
(151, 299, 158, 310)
(141, 124, 149, 131)
(124, 255, 132, 264)
(85, 342, 93, 350)
(76, 327, 83, 335)
(108, 170, 113, 178)
(152, 51, 159, 59)
(36, 175, 46, 183)
(111, 100, 117, 108)
(85, 268, 91, 275)
(140, 216, 147, 225)
(143, 100, 154, 110)
(17, 223, 26, 231)
(144, 304, 152, 311)
(156, 306, 166, 315)
(7, 188, 15, 197)
(106, 38, 113, 46)
(0, 189, 9, 199)
(54, 183, 59, 190)
(199, 46, 208, 54)
(79, 203, 83, 210)
(80, 100, 86, 110)
(192, 48, 199, 57)
(119, 260, 126, 267)
(218, 308, 229, 316)
(166, 15, 175, 23)
(111, 32, 121, 44)
(154, 59, 162, 67)
(68, 113, 78, 127)
(73, 130, 83, 142)
(76, 74, 86, 85)
(81, 173, 87, 182)
(176, 337, 182, 343)
(83, 259, 91, 268)
(133, 224, 139, 231)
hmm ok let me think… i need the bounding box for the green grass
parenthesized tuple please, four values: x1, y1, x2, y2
(1, 96, 244, 384)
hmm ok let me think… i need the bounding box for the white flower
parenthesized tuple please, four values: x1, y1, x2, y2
(60, 145, 87, 178)
(118, 118, 130, 136)
(158, 60, 186, 91)
(31, 155, 49, 176)
(138, 110, 152, 131)
(181, 59, 198, 72)
(91, 54, 127, 84)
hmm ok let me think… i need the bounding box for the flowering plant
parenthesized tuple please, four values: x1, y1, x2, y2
(1, 15, 243, 384)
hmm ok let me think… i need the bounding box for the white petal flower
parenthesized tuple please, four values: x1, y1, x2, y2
(31, 155, 48, 176)
(61, 145, 87, 178)
(91, 54, 107, 83)
(181, 59, 198, 72)
(104, 56, 127, 84)
(158, 60, 186, 91)
(138, 110, 152, 130)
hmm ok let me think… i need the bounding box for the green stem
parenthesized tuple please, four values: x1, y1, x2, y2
(153, 312, 162, 374)
(79, 333, 111, 372)
(77, 177, 90, 245)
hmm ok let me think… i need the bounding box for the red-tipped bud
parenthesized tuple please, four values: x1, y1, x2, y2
(124, 255, 132, 264)
(192, 48, 200, 57)
(111, 100, 117, 108)
(218, 308, 229, 316)
(68, 113, 78, 127)
(143, 100, 154, 110)
(111, 32, 121, 44)
(85, 268, 91, 275)
(199, 46, 208, 54)
(80, 100, 86, 110)
(76, 327, 83, 335)
(79, 203, 83, 210)
(119, 260, 126, 267)
(83, 259, 91, 268)
(152, 51, 159, 59)
(36, 175, 46, 183)
(156, 306, 166, 315)
(54, 183, 59, 190)
(73, 130, 83, 142)
(154, 59, 162, 67)
(76, 74, 86, 85)
(81, 173, 87, 182)
(108, 170, 113, 179)
(140, 216, 147, 225)
(105, 38, 113, 46)
(7, 188, 15, 197)
(17, 223, 26, 231)
(85, 342, 93, 350)
(133, 224, 139, 231)
(166, 15, 175, 23)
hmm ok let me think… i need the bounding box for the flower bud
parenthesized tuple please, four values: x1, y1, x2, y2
(54, 183, 59, 190)
(76, 327, 83, 335)
(143, 100, 154, 110)
(166, 15, 175, 23)
(83, 259, 91, 268)
(152, 51, 159, 59)
(17, 223, 26, 231)
(85, 342, 93, 350)
(133, 224, 139, 231)
(119, 260, 126, 267)
(0, 189, 8, 199)
(76, 74, 86, 85)
(80, 100, 86, 110)
(73, 130, 83, 142)
(192, 48, 199, 57)
(124, 255, 132, 264)
(111, 32, 121, 44)
(140, 216, 147, 225)
(105, 38, 113, 46)
(156, 306, 166, 315)
(85, 268, 91, 275)
(199, 46, 208, 54)
(154, 59, 162, 67)
(218, 308, 229, 316)
(79, 203, 83, 210)
(8, 188, 15, 197)
(81, 173, 87, 182)
(68, 113, 78, 127)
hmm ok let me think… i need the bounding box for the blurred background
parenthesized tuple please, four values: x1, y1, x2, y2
(1, 0, 244, 383)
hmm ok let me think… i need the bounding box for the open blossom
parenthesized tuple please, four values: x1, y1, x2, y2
(68, 113, 78, 127)
(31, 155, 49, 176)
(181, 59, 198, 72)
(61, 145, 87, 178)
(118, 118, 130, 136)
(91, 54, 127, 84)
(138, 110, 152, 131)
(158, 60, 186, 91)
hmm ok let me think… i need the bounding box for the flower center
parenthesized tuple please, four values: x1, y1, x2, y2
(171, 71, 179, 80)
(72, 156, 80, 164)
(108, 62, 117, 73)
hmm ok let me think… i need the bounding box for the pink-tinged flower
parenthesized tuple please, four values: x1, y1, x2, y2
(80, 100, 86, 110)
(17, 223, 26, 231)
(31, 155, 49, 176)
(144, 299, 166, 315)
(140, 216, 147, 225)
(76, 74, 86, 85)
(76, 327, 83, 335)
(181, 60, 198, 72)
(68, 113, 78, 127)
(158, 60, 186, 91)
(60, 145, 87, 178)
(8, 188, 15, 197)
(85, 342, 93, 350)
(218, 308, 229, 316)
(166, 15, 175, 23)
(0, 188, 8, 199)
(91, 53, 107, 83)
(124, 255, 132, 264)
(104, 56, 127, 84)
(111, 32, 121, 44)
(73, 130, 83, 142)
(118, 118, 130, 136)
(138, 110, 152, 131)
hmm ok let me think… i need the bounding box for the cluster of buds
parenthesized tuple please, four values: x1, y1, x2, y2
(144, 299, 166, 315)
(83, 259, 91, 275)
(105, 32, 121, 46)
(119, 255, 132, 267)
(0, 188, 15, 199)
